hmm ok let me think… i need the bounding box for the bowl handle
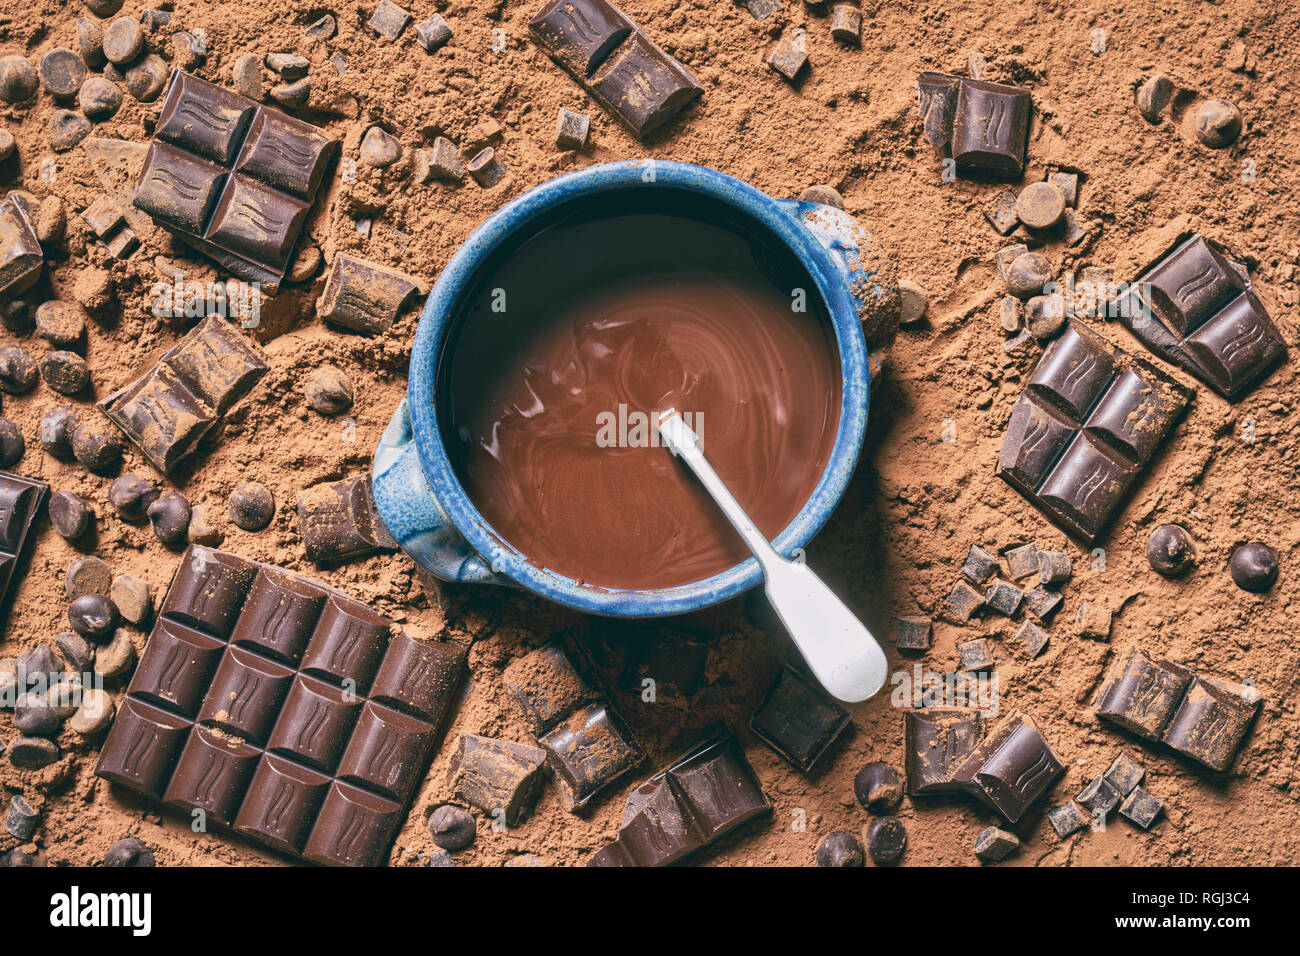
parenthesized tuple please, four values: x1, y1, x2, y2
(371, 398, 513, 586)
(773, 198, 900, 343)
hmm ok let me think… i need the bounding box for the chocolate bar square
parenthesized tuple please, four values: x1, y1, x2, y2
(97, 546, 467, 866)
(132, 72, 338, 291)
(997, 322, 1192, 541)
(1120, 234, 1286, 399)
(0, 196, 44, 300)
(904, 707, 982, 796)
(1092, 647, 1193, 739)
(297, 475, 398, 564)
(0, 472, 48, 633)
(750, 663, 851, 772)
(951, 79, 1032, 177)
(952, 712, 1064, 822)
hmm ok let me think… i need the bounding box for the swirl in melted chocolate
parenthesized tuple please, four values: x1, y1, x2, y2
(441, 203, 841, 591)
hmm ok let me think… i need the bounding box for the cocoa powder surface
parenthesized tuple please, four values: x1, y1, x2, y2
(0, 0, 1296, 867)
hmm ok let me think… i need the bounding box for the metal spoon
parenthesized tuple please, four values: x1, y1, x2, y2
(656, 409, 888, 702)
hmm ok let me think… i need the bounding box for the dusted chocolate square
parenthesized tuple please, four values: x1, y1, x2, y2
(0, 196, 44, 300)
(750, 663, 851, 772)
(297, 475, 399, 564)
(951, 712, 1064, 823)
(539, 702, 642, 809)
(951, 79, 1032, 177)
(904, 707, 982, 796)
(1093, 647, 1193, 739)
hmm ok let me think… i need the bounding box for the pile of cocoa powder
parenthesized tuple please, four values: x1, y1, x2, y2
(0, 0, 1296, 867)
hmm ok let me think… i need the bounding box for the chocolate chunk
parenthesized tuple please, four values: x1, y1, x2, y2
(49, 490, 93, 539)
(1075, 602, 1112, 640)
(768, 33, 809, 82)
(1048, 170, 1079, 207)
(1093, 647, 1194, 739)
(816, 830, 864, 867)
(958, 638, 994, 672)
(985, 189, 1019, 235)
(108, 473, 159, 520)
(587, 731, 770, 867)
(368, 0, 412, 41)
(227, 480, 274, 530)
(1103, 751, 1145, 796)
(0, 196, 43, 301)
(829, 4, 862, 44)
(35, 302, 88, 351)
(104, 837, 155, 867)
(951, 79, 1032, 177)
(1118, 786, 1162, 828)
(865, 816, 907, 865)
(110, 574, 153, 625)
(99, 315, 269, 473)
(304, 15, 337, 40)
(269, 78, 310, 110)
(0, 472, 48, 630)
(555, 107, 591, 150)
(1023, 587, 1061, 622)
(1036, 549, 1072, 585)
(997, 322, 1192, 541)
(297, 475, 397, 564)
(983, 579, 1023, 616)
(0, 345, 36, 394)
(81, 195, 138, 258)
(427, 804, 475, 850)
(97, 546, 464, 865)
(449, 734, 547, 826)
(1047, 801, 1088, 838)
(916, 72, 959, 150)
(750, 663, 851, 772)
(896, 615, 931, 651)
(951, 712, 1064, 823)
(1014, 620, 1050, 660)
(504, 643, 596, 734)
(266, 53, 310, 81)
(414, 14, 452, 52)
(132, 72, 337, 292)
(1146, 523, 1196, 576)
(529, 0, 702, 140)
(974, 826, 1020, 862)
(316, 254, 419, 336)
(1229, 542, 1277, 592)
(904, 707, 982, 796)
(942, 579, 984, 622)
(540, 702, 643, 809)
(1194, 99, 1241, 149)
(1076, 774, 1121, 816)
(6, 795, 40, 839)
(147, 490, 190, 544)
(1136, 74, 1173, 123)
(304, 367, 353, 415)
(1016, 181, 1066, 230)
(1119, 234, 1286, 399)
(0, 419, 22, 468)
(466, 147, 506, 187)
(1162, 675, 1261, 771)
(854, 762, 903, 815)
(415, 137, 463, 183)
(359, 126, 401, 167)
(621, 629, 708, 701)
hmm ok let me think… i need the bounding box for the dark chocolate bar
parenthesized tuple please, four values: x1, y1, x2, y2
(588, 730, 770, 866)
(950, 712, 1064, 822)
(529, 0, 701, 140)
(1092, 647, 1261, 771)
(750, 663, 851, 772)
(96, 546, 468, 866)
(0, 472, 49, 632)
(503, 643, 642, 810)
(99, 315, 269, 473)
(1117, 234, 1286, 399)
(132, 72, 337, 292)
(997, 321, 1192, 541)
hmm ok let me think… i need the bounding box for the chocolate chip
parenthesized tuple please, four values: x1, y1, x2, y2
(79, 75, 123, 119)
(974, 826, 1020, 862)
(1015, 181, 1066, 230)
(186, 502, 224, 546)
(65, 555, 112, 598)
(0, 344, 37, 393)
(49, 490, 92, 539)
(304, 14, 337, 40)
(269, 77, 310, 109)
(54, 631, 93, 673)
(5, 795, 40, 841)
(102, 16, 144, 64)
(1136, 73, 1173, 123)
(466, 146, 505, 187)
(414, 14, 453, 52)
(854, 762, 903, 814)
(231, 51, 261, 100)
(0, 848, 41, 866)
(1146, 523, 1196, 576)
(9, 736, 58, 769)
(368, 0, 412, 41)
(124, 53, 169, 102)
(39, 350, 90, 395)
(815, 830, 864, 867)
(70, 418, 123, 473)
(76, 18, 105, 68)
(108, 473, 159, 520)
(110, 574, 152, 625)
(304, 366, 354, 415)
(895, 615, 931, 651)
(427, 804, 476, 851)
(958, 637, 994, 672)
(1194, 98, 1242, 149)
(555, 107, 590, 151)
(897, 280, 929, 326)
(0, 131, 13, 163)
(266, 53, 310, 80)
(1229, 542, 1278, 592)
(227, 480, 275, 531)
(104, 837, 155, 867)
(147, 490, 191, 544)
(14, 692, 61, 737)
(800, 184, 845, 209)
(865, 816, 907, 865)
(39, 406, 76, 458)
(94, 628, 135, 677)
(360, 126, 402, 167)
(0, 56, 37, 104)
(1005, 251, 1053, 298)
(0, 417, 23, 467)
(39, 48, 87, 99)
(49, 107, 92, 151)
(68, 593, 118, 639)
(140, 8, 171, 32)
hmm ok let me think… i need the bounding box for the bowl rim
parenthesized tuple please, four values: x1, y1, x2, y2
(407, 159, 869, 617)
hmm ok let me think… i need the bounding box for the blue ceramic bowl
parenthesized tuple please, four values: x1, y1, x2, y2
(372, 160, 893, 617)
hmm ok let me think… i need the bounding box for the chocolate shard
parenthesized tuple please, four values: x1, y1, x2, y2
(449, 733, 548, 826)
(132, 71, 338, 292)
(96, 545, 466, 866)
(316, 254, 420, 336)
(903, 707, 982, 796)
(529, 0, 701, 140)
(99, 316, 269, 472)
(916, 71, 959, 150)
(588, 730, 770, 867)
(1121, 234, 1287, 399)
(0, 472, 49, 633)
(0, 196, 43, 300)
(297, 475, 398, 564)
(750, 663, 851, 772)
(951, 78, 1032, 177)
(996, 321, 1192, 542)
(951, 712, 1064, 823)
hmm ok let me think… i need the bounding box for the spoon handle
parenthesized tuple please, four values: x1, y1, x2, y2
(658, 412, 888, 702)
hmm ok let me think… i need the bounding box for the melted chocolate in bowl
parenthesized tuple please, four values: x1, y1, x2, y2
(441, 196, 842, 591)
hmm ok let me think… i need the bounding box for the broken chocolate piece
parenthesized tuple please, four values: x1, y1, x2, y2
(0, 195, 43, 300)
(297, 475, 398, 564)
(1103, 751, 1145, 796)
(316, 254, 420, 336)
(915, 72, 959, 151)
(943, 579, 984, 622)
(951, 712, 1064, 823)
(951, 79, 1032, 177)
(1015, 619, 1049, 657)
(903, 708, 982, 796)
(1003, 542, 1040, 580)
(750, 663, 851, 772)
(449, 733, 547, 826)
(622, 629, 708, 701)
(1118, 786, 1162, 828)
(1022, 586, 1062, 621)
(0, 472, 49, 632)
(961, 544, 1000, 584)
(1048, 801, 1088, 838)
(983, 579, 1023, 616)
(896, 615, 932, 651)
(1077, 774, 1121, 816)
(957, 638, 994, 672)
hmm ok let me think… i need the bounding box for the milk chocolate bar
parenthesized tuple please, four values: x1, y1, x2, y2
(529, 0, 702, 140)
(132, 72, 337, 292)
(99, 315, 269, 473)
(750, 663, 851, 772)
(997, 321, 1192, 541)
(588, 730, 770, 867)
(96, 546, 468, 866)
(1092, 647, 1261, 771)
(1117, 234, 1287, 400)
(0, 472, 49, 632)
